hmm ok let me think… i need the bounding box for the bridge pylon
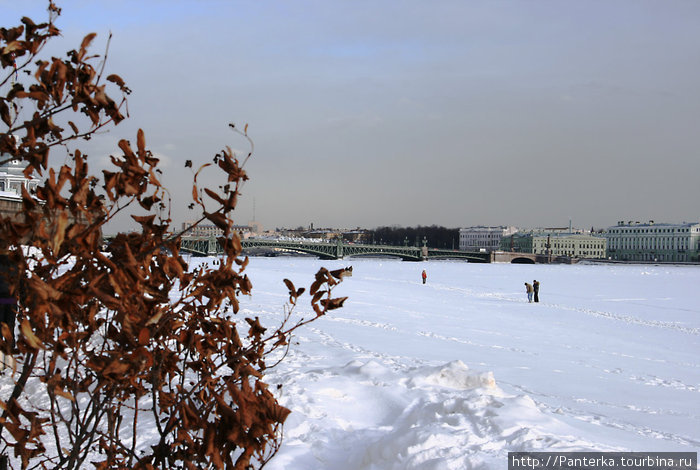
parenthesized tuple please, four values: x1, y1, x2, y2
(207, 235, 218, 255)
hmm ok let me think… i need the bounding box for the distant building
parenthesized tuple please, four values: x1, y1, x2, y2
(273, 225, 370, 243)
(533, 226, 586, 235)
(0, 154, 97, 246)
(0, 158, 39, 195)
(181, 220, 261, 239)
(501, 229, 606, 259)
(459, 226, 518, 252)
(605, 220, 700, 262)
(499, 232, 534, 253)
(533, 233, 606, 259)
(302, 229, 337, 240)
(0, 156, 41, 222)
(341, 229, 371, 243)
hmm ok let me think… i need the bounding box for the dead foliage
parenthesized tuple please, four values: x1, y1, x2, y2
(0, 3, 348, 468)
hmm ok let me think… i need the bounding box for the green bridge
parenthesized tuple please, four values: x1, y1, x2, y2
(179, 236, 491, 262)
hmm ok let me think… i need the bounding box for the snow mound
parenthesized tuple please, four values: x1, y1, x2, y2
(409, 360, 497, 390)
(268, 358, 603, 470)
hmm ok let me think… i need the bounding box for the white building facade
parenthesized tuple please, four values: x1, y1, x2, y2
(459, 226, 518, 252)
(0, 157, 41, 222)
(181, 221, 261, 239)
(605, 221, 700, 262)
(532, 233, 607, 259)
(0, 158, 40, 198)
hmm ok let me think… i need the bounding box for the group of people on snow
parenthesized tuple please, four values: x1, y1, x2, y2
(422, 270, 541, 304)
(524, 280, 540, 303)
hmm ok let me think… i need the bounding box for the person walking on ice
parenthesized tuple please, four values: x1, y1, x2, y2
(524, 282, 533, 303)
(533, 280, 540, 303)
(422, 270, 427, 284)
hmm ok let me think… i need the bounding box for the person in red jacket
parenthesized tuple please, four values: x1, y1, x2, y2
(421, 269, 427, 284)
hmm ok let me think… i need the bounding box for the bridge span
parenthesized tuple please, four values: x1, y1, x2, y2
(103, 235, 564, 263)
(179, 236, 492, 262)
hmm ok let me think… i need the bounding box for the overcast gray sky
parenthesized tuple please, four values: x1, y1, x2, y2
(5, 1, 700, 231)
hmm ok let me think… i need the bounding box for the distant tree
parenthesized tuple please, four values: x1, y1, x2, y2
(0, 3, 348, 469)
(368, 225, 459, 249)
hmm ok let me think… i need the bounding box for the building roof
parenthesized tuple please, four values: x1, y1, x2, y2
(609, 221, 699, 229)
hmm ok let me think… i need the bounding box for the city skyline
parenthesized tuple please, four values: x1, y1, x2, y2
(6, 1, 700, 232)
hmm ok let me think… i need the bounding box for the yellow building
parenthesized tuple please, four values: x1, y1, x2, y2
(532, 234, 606, 259)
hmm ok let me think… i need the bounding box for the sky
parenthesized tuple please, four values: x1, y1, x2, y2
(3, 1, 700, 232)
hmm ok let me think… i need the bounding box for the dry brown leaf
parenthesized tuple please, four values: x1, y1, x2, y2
(20, 320, 44, 350)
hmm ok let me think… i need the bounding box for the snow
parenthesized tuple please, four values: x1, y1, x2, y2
(216, 256, 699, 469)
(4, 255, 699, 468)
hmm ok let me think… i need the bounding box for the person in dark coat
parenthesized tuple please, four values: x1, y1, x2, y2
(533, 280, 540, 303)
(0, 252, 18, 353)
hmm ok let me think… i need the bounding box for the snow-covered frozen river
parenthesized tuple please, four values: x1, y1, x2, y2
(212, 256, 700, 469)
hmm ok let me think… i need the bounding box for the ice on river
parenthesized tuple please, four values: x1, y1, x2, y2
(4, 255, 697, 469)
(211, 256, 699, 469)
